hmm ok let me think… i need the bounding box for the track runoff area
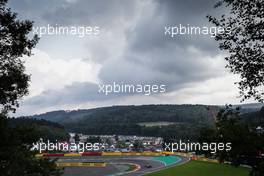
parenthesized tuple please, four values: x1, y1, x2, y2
(37, 152, 188, 176)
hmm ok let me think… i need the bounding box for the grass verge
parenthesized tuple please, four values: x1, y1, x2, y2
(146, 160, 250, 176)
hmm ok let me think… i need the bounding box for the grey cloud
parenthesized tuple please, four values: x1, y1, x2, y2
(128, 0, 220, 56)
(10, 0, 231, 114)
(8, 0, 64, 25)
(157, 0, 218, 19)
(98, 0, 225, 90)
(99, 44, 224, 93)
(22, 80, 169, 110)
(24, 82, 116, 107)
(42, 0, 139, 27)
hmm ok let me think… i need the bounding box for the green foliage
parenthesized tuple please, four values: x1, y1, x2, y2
(8, 117, 69, 142)
(31, 105, 219, 124)
(242, 106, 264, 127)
(251, 161, 264, 176)
(133, 140, 143, 152)
(29, 105, 218, 141)
(0, 0, 38, 113)
(0, 115, 62, 176)
(215, 106, 258, 165)
(200, 105, 264, 176)
(74, 133, 79, 142)
(87, 136, 101, 143)
(208, 0, 264, 102)
(0, 0, 62, 175)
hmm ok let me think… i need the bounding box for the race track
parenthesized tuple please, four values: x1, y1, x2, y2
(57, 155, 188, 176)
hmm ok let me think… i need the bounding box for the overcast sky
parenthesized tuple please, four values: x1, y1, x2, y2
(8, 0, 255, 116)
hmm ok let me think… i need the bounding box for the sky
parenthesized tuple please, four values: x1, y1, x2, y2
(7, 0, 255, 116)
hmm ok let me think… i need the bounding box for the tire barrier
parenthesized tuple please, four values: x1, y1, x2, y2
(37, 151, 207, 159)
(82, 152, 102, 156)
(172, 152, 191, 158)
(141, 152, 165, 156)
(56, 162, 106, 167)
(43, 153, 64, 157)
(64, 153, 81, 157)
(102, 152, 164, 156)
(162, 151, 174, 156)
(39, 152, 166, 157)
(119, 152, 141, 156)
(101, 152, 122, 156)
(35, 153, 43, 157)
(191, 156, 218, 163)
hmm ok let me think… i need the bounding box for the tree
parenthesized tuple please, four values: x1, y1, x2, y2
(200, 105, 264, 176)
(133, 140, 143, 152)
(259, 107, 264, 125)
(0, 114, 63, 176)
(0, 0, 62, 175)
(215, 106, 260, 166)
(251, 161, 264, 176)
(199, 127, 217, 157)
(208, 0, 264, 102)
(74, 133, 80, 143)
(0, 0, 38, 114)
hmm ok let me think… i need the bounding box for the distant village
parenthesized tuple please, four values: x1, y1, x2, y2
(69, 133, 164, 152)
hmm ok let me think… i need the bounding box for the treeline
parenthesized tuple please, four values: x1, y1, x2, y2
(75, 105, 218, 123)
(241, 107, 264, 127)
(58, 105, 218, 141)
(25, 104, 263, 142)
(8, 117, 69, 142)
(29, 105, 219, 124)
(8, 117, 65, 128)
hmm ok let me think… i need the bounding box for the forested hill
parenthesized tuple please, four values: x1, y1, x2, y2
(21, 104, 262, 140)
(22, 105, 219, 139)
(28, 104, 219, 124)
(8, 118, 69, 141)
(241, 106, 264, 127)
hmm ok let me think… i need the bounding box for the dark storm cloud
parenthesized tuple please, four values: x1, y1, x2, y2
(8, 0, 64, 24)
(10, 0, 229, 113)
(157, 0, 217, 18)
(42, 0, 138, 27)
(128, 0, 220, 55)
(99, 0, 225, 90)
(99, 43, 224, 93)
(23, 82, 118, 107)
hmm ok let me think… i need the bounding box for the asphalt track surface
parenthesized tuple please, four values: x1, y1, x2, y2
(57, 156, 189, 176)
